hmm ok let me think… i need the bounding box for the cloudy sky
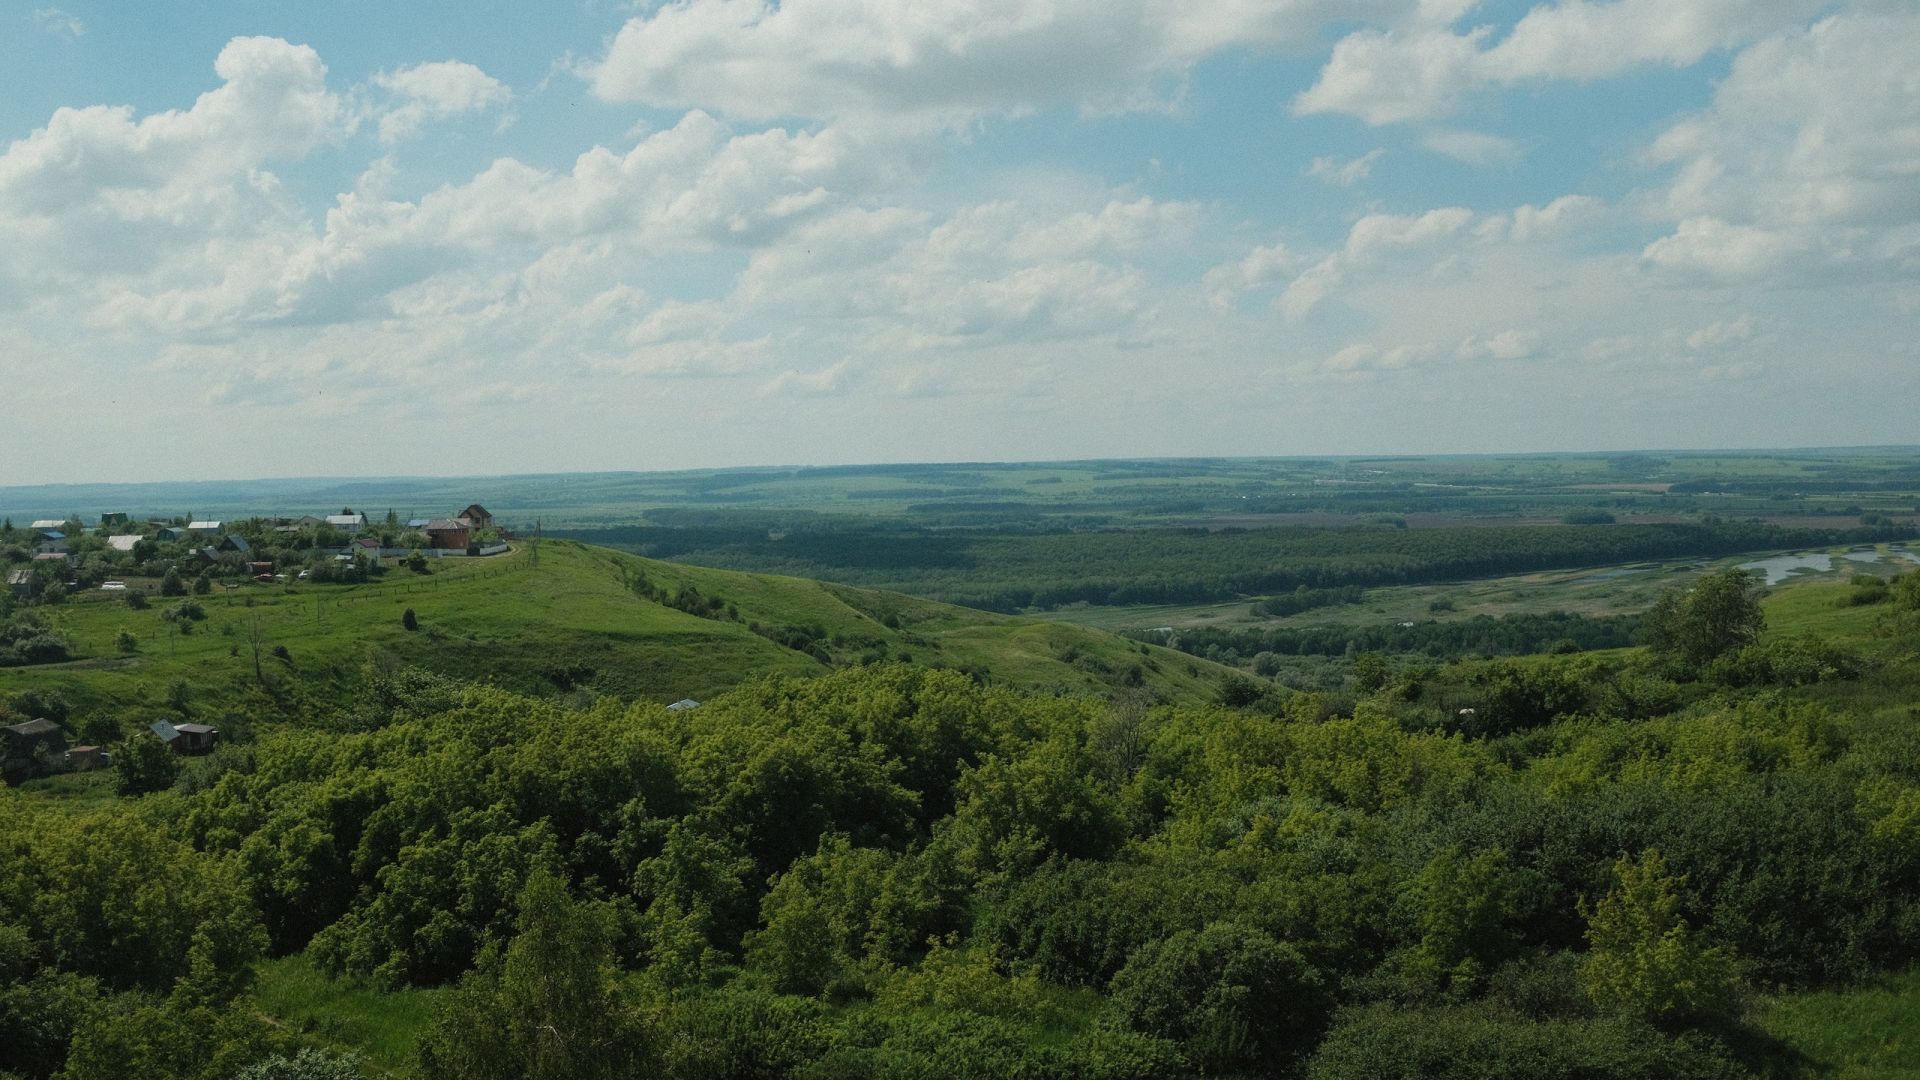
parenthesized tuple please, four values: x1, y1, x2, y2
(2, 1, 1915, 484)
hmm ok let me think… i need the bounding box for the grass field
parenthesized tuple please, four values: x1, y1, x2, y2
(1755, 969, 1920, 1079)
(0, 540, 1238, 727)
(253, 955, 444, 1078)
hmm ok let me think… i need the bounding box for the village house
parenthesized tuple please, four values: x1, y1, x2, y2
(186, 520, 223, 535)
(456, 504, 493, 530)
(106, 534, 144, 553)
(425, 518, 471, 550)
(6, 568, 36, 599)
(99, 512, 129, 528)
(327, 513, 367, 533)
(150, 720, 219, 755)
(3, 718, 68, 781)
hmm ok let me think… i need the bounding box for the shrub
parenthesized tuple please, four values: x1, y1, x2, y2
(403, 608, 419, 632)
(1110, 920, 1331, 1075)
(112, 734, 180, 796)
(1579, 851, 1740, 1024)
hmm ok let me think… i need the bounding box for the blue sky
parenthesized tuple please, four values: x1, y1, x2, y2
(1, 0, 1914, 483)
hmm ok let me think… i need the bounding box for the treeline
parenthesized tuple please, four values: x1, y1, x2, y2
(563, 519, 1918, 612)
(1250, 585, 1367, 617)
(1145, 611, 1645, 662)
(7, 609, 1920, 1078)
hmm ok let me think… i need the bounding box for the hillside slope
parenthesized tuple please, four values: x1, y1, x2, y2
(0, 540, 1236, 721)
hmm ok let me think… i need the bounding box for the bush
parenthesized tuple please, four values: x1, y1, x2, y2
(1110, 920, 1332, 1075)
(403, 608, 419, 632)
(160, 568, 186, 596)
(235, 1049, 371, 1080)
(115, 630, 138, 655)
(1579, 851, 1740, 1024)
(193, 572, 213, 595)
(112, 734, 180, 796)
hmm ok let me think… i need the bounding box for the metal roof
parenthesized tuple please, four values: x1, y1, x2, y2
(6, 718, 63, 737)
(150, 720, 180, 741)
(187, 521, 222, 530)
(107, 535, 143, 551)
(425, 518, 467, 531)
(175, 724, 218, 735)
(326, 514, 366, 526)
(29, 519, 65, 530)
(666, 699, 701, 711)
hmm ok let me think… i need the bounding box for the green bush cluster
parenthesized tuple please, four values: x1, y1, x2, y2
(5, 636, 1920, 1077)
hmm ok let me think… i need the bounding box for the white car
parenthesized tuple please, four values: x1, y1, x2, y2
(100, 581, 127, 591)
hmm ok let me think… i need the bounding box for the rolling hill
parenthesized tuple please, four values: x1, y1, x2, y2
(0, 540, 1239, 723)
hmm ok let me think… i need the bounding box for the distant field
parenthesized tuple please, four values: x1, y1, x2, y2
(6, 448, 1919, 529)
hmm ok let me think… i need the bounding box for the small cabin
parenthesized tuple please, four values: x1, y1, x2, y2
(425, 519, 471, 550)
(150, 720, 218, 756)
(4, 718, 67, 758)
(457, 504, 494, 529)
(65, 745, 105, 771)
(3, 719, 68, 782)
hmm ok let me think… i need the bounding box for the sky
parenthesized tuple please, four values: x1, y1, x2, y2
(0, 0, 1915, 484)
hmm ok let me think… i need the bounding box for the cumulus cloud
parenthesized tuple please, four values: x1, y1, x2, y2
(1639, 10, 1920, 282)
(1204, 243, 1299, 309)
(581, 0, 1416, 122)
(1296, 0, 1828, 124)
(0, 37, 350, 321)
(371, 60, 511, 142)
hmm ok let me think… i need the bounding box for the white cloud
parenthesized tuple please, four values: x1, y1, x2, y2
(1421, 128, 1519, 166)
(0, 37, 350, 321)
(31, 7, 83, 38)
(1685, 314, 1755, 349)
(1307, 148, 1384, 186)
(371, 60, 511, 142)
(1204, 242, 1298, 308)
(1296, 0, 1828, 125)
(1639, 10, 1920, 282)
(582, 0, 1417, 123)
(1457, 328, 1540, 360)
(1641, 216, 1798, 279)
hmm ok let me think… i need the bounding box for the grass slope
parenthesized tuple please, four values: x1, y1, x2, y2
(1755, 969, 1920, 1078)
(0, 541, 1235, 722)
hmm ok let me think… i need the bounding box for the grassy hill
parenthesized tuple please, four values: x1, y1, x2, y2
(0, 540, 1236, 724)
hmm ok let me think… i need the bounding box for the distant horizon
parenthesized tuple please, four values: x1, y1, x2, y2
(6, 443, 1920, 524)
(5, 442, 1920, 500)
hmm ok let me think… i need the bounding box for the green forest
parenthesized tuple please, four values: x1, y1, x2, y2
(559, 519, 1917, 612)
(4, 559, 1920, 1078)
